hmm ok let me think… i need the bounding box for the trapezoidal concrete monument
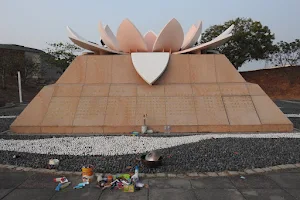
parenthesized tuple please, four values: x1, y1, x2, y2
(10, 18, 293, 134)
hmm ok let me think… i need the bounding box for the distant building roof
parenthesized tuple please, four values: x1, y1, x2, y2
(0, 44, 44, 53)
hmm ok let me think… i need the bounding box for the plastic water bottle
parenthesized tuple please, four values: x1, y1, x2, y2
(165, 125, 171, 134)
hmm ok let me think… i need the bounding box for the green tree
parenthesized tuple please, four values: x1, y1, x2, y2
(0, 54, 23, 89)
(42, 42, 83, 74)
(19, 57, 41, 84)
(270, 39, 300, 67)
(201, 18, 276, 69)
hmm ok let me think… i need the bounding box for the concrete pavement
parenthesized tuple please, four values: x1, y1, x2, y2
(1, 168, 300, 200)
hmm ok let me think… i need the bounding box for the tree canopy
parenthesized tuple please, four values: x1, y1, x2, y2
(0, 54, 22, 89)
(0, 53, 40, 89)
(270, 39, 300, 67)
(201, 18, 276, 69)
(43, 42, 82, 74)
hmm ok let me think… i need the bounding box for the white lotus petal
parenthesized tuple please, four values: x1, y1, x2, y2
(104, 25, 119, 50)
(66, 26, 85, 41)
(131, 52, 169, 85)
(98, 21, 119, 51)
(215, 24, 235, 40)
(152, 18, 184, 52)
(173, 34, 232, 54)
(174, 24, 234, 54)
(181, 21, 202, 50)
(197, 33, 202, 44)
(181, 25, 197, 49)
(66, 26, 123, 54)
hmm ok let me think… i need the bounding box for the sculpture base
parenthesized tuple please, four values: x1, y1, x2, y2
(10, 54, 293, 134)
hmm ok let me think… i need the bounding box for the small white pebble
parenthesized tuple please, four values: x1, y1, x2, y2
(0, 133, 299, 156)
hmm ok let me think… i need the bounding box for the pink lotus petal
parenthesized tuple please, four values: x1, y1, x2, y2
(116, 19, 148, 53)
(144, 31, 157, 51)
(152, 18, 184, 53)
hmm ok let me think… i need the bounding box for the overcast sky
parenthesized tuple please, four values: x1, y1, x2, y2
(1, 0, 299, 71)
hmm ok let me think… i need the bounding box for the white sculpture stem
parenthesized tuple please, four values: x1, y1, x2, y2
(17, 71, 23, 103)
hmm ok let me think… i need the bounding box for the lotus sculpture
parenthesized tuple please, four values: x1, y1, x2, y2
(67, 18, 234, 85)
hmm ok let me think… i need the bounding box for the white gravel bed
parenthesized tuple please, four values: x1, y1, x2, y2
(0, 133, 299, 156)
(286, 114, 300, 118)
(0, 116, 17, 119)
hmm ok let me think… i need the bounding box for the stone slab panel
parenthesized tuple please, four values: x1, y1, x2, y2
(111, 55, 145, 84)
(41, 127, 73, 134)
(267, 172, 300, 188)
(252, 95, 292, 125)
(11, 86, 55, 127)
(166, 97, 197, 125)
(53, 84, 83, 97)
(85, 55, 112, 83)
(137, 85, 165, 96)
(150, 188, 197, 200)
(191, 177, 235, 188)
(261, 124, 293, 132)
(146, 126, 165, 133)
(148, 178, 193, 189)
(56, 56, 87, 84)
(147, 125, 229, 133)
(136, 97, 166, 125)
(0, 189, 12, 199)
(219, 83, 249, 96)
(165, 84, 193, 96)
(194, 96, 229, 125)
(159, 55, 190, 84)
(229, 125, 262, 132)
(41, 97, 80, 126)
(192, 84, 221, 96)
(215, 55, 245, 83)
(189, 54, 216, 83)
(246, 83, 266, 96)
(2, 189, 55, 200)
(109, 84, 137, 96)
(0, 172, 33, 188)
(223, 96, 261, 125)
(198, 125, 230, 133)
(230, 174, 281, 189)
(194, 189, 245, 200)
(73, 97, 107, 126)
(241, 189, 297, 200)
(10, 127, 41, 134)
(81, 84, 110, 96)
(104, 126, 139, 133)
(101, 187, 147, 200)
(168, 125, 198, 132)
(72, 126, 104, 134)
(104, 97, 137, 126)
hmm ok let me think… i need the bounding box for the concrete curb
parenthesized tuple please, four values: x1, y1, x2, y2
(0, 163, 299, 178)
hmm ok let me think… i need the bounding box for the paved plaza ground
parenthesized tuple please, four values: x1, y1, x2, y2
(0, 168, 300, 200)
